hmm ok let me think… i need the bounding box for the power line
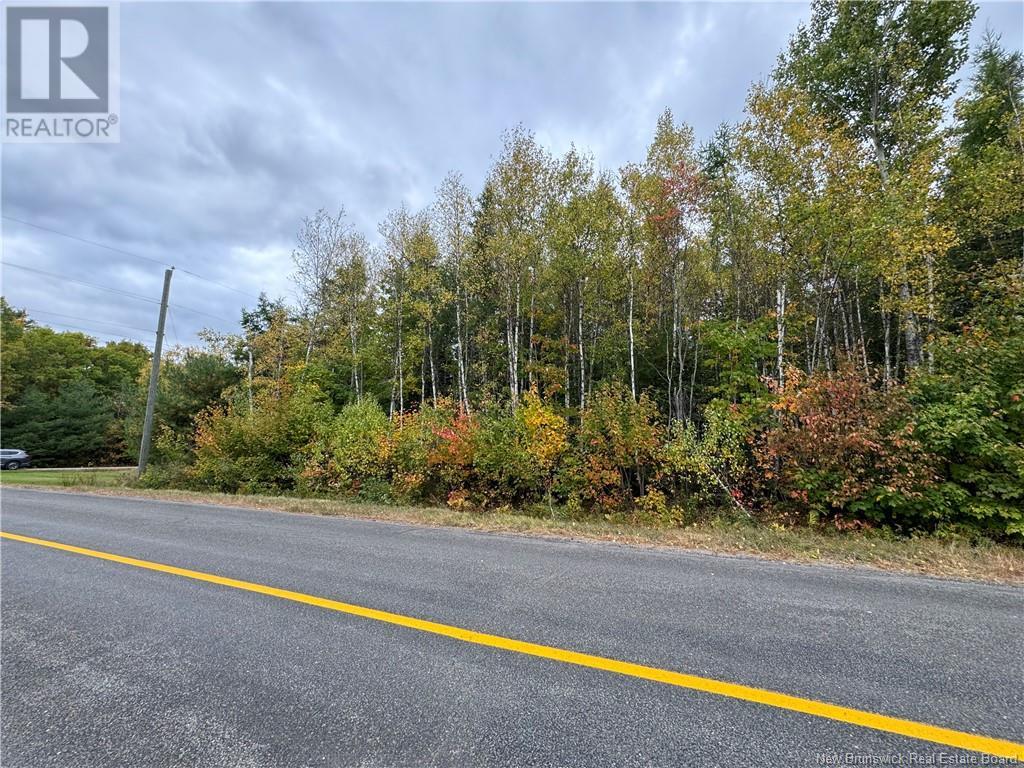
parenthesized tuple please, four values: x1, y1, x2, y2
(178, 267, 262, 304)
(23, 308, 156, 335)
(169, 303, 237, 324)
(3, 215, 166, 266)
(2, 214, 264, 301)
(2, 261, 238, 326)
(2, 261, 160, 305)
(167, 306, 180, 347)
(32, 319, 154, 345)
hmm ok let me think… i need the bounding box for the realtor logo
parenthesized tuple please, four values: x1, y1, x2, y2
(4, 3, 120, 142)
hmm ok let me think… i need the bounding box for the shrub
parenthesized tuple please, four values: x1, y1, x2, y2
(568, 384, 665, 512)
(426, 408, 478, 499)
(755, 367, 938, 529)
(301, 399, 390, 494)
(461, 393, 569, 507)
(390, 403, 457, 500)
(520, 390, 569, 500)
(665, 398, 754, 510)
(472, 408, 546, 505)
(138, 425, 194, 489)
(634, 488, 671, 524)
(191, 383, 331, 494)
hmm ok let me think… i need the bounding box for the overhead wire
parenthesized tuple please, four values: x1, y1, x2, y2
(22, 308, 157, 336)
(167, 306, 180, 347)
(2, 214, 264, 301)
(30, 320, 154, 345)
(168, 303, 237, 324)
(3, 216, 167, 266)
(3, 262, 161, 304)
(1, 261, 239, 326)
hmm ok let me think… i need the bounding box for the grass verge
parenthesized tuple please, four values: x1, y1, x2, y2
(2, 480, 1021, 584)
(1, 468, 134, 488)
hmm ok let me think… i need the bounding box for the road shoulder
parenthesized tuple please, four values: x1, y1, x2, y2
(2, 484, 1021, 585)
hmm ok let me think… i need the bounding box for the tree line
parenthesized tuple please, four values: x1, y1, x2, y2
(4, 0, 1021, 538)
(0, 299, 241, 467)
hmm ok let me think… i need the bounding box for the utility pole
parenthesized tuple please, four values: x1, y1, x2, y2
(137, 267, 174, 477)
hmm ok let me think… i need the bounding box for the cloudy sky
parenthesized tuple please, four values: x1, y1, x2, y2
(2, 1, 1021, 348)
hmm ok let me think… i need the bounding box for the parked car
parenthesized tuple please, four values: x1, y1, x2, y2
(0, 449, 32, 470)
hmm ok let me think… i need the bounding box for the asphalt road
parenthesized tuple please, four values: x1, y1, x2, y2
(1, 488, 1021, 767)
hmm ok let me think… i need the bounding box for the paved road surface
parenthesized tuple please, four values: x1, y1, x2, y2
(1, 488, 1021, 766)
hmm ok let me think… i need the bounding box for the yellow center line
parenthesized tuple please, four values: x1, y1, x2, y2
(2, 529, 1021, 759)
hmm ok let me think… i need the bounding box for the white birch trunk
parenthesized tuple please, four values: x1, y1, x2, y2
(776, 281, 787, 389)
(578, 279, 586, 411)
(628, 269, 637, 402)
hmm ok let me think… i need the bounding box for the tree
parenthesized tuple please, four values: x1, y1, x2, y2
(953, 30, 1023, 160)
(378, 205, 421, 416)
(241, 293, 288, 337)
(783, 0, 975, 177)
(1, 301, 150, 465)
(434, 172, 475, 413)
(479, 126, 550, 408)
(406, 219, 444, 408)
(783, 0, 975, 369)
(547, 149, 623, 409)
(320, 231, 375, 403)
(4, 381, 114, 465)
(292, 209, 349, 366)
(621, 109, 709, 422)
(943, 32, 1024, 281)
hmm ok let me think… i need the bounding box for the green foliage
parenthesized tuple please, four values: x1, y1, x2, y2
(191, 383, 331, 493)
(301, 398, 391, 494)
(472, 409, 545, 505)
(125, 350, 241, 464)
(783, 0, 975, 166)
(3, 380, 115, 465)
(1, 302, 149, 406)
(942, 32, 1024, 277)
(137, 426, 194, 488)
(699, 319, 775, 403)
(1, 301, 150, 466)
(909, 269, 1024, 538)
(569, 384, 664, 511)
(665, 399, 755, 508)
(953, 31, 1024, 159)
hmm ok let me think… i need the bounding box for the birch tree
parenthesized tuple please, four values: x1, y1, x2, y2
(434, 171, 475, 412)
(378, 206, 417, 416)
(482, 126, 550, 408)
(292, 209, 349, 367)
(782, 0, 975, 371)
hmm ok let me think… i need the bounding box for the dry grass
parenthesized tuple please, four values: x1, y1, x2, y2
(10, 483, 1023, 585)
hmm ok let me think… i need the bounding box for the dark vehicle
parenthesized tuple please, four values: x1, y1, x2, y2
(0, 449, 31, 470)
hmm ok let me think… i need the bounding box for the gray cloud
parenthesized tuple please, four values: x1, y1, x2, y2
(2, 1, 1020, 346)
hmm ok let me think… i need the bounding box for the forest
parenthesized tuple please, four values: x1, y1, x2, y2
(2, 0, 1021, 540)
